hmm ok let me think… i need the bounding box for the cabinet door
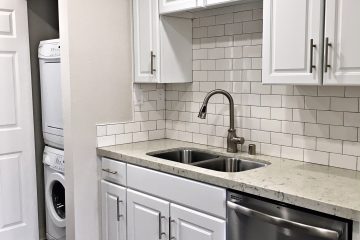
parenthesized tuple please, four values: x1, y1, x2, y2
(170, 203, 226, 240)
(323, 0, 360, 85)
(159, 0, 203, 14)
(262, 0, 323, 85)
(133, 0, 159, 83)
(127, 189, 170, 240)
(206, 0, 237, 7)
(101, 180, 126, 240)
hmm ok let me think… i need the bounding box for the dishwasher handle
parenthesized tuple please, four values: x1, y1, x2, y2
(227, 201, 341, 240)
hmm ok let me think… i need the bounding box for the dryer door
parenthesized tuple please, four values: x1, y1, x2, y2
(46, 171, 66, 228)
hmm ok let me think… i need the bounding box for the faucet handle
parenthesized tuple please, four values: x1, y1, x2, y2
(231, 136, 245, 145)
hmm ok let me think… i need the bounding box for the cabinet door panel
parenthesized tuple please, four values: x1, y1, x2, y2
(133, 0, 159, 82)
(127, 189, 170, 240)
(323, 0, 360, 85)
(263, 0, 323, 84)
(170, 203, 226, 240)
(101, 180, 126, 240)
(159, 0, 203, 14)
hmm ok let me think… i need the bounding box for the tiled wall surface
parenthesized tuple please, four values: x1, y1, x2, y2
(97, 84, 166, 147)
(97, 1, 360, 171)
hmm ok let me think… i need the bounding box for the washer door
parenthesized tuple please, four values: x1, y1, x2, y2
(46, 171, 65, 227)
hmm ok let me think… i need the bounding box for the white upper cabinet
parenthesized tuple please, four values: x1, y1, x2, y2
(127, 189, 170, 240)
(170, 203, 226, 240)
(159, 0, 204, 14)
(133, 0, 160, 83)
(101, 181, 127, 240)
(323, 0, 360, 85)
(262, 0, 323, 85)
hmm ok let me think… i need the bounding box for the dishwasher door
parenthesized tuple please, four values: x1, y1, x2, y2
(227, 192, 351, 240)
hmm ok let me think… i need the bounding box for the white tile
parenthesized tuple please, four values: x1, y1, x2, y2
(316, 138, 342, 154)
(305, 97, 330, 110)
(193, 71, 208, 82)
(251, 82, 271, 94)
(215, 35, 233, 47)
(208, 71, 225, 82)
(193, 49, 208, 59)
(140, 121, 157, 131)
(233, 82, 250, 93)
(304, 150, 329, 166)
(242, 94, 260, 106)
(271, 85, 294, 95)
(282, 96, 304, 109)
(242, 70, 261, 82)
(200, 37, 216, 48)
(261, 143, 281, 157)
(107, 123, 124, 135)
(251, 130, 270, 143)
(271, 108, 292, 121)
(271, 132, 292, 146)
(343, 141, 360, 156)
(199, 16, 215, 26)
(243, 20, 262, 33)
(251, 106, 270, 119)
(216, 13, 233, 24)
(97, 125, 107, 137)
(97, 135, 116, 147)
(193, 27, 207, 38)
(329, 153, 357, 170)
(344, 113, 360, 128)
(193, 133, 208, 145)
(294, 86, 318, 96)
(293, 135, 316, 150)
(208, 25, 225, 37)
(261, 119, 281, 132)
(318, 86, 344, 97)
(149, 130, 165, 140)
(330, 126, 357, 141)
(281, 146, 303, 161)
(261, 95, 282, 107)
(200, 60, 216, 70)
(115, 133, 132, 145)
(233, 58, 252, 69)
(234, 33, 252, 46)
(124, 122, 141, 133)
(225, 23, 242, 35)
(216, 59, 232, 70)
(208, 48, 224, 59)
(234, 10, 252, 22)
(225, 70, 242, 81)
(224, 46, 242, 58)
(208, 135, 224, 148)
(282, 121, 304, 135)
(243, 45, 262, 57)
(292, 109, 316, 123)
(345, 86, 360, 97)
(331, 97, 358, 112)
(317, 111, 343, 125)
(304, 123, 329, 138)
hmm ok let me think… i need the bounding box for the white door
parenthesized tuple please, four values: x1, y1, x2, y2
(127, 189, 169, 240)
(159, 0, 203, 14)
(170, 203, 226, 240)
(101, 181, 126, 240)
(133, 0, 160, 83)
(323, 0, 360, 85)
(262, 0, 323, 85)
(0, 0, 39, 239)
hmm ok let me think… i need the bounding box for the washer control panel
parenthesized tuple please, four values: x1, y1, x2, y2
(43, 146, 65, 173)
(38, 39, 60, 59)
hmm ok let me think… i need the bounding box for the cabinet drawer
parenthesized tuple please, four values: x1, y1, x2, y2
(101, 158, 127, 186)
(127, 164, 226, 218)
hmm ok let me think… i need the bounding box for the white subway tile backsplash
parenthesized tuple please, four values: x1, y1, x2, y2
(98, 3, 360, 171)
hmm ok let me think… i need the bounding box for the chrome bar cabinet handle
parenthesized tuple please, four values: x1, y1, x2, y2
(169, 217, 176, 240)
(116, 198, 123, 221)
(227, 201, 341, 240)
(101, 168, 118, 175)
(309, 39, 317, 73)
(324, 37, 332, 73)
(158, 214, 166, 239)
(151, 51, 156, 75)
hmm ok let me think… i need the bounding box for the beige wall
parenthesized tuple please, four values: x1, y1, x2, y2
(59, 0, 133, 238)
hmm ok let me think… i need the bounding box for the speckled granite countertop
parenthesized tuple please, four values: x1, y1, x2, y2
(97, 139, 360, 221)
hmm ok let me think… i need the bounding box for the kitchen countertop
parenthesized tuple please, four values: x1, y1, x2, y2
(97, 139, 360, 222)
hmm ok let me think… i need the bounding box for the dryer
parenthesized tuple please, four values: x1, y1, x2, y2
(39, 39, 63, 149)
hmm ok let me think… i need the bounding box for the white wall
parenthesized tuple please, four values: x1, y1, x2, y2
(58, 0, 133, 238)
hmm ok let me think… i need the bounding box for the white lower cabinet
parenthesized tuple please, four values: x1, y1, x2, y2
(101, 180, 127, 240)
(170, 203, 226, 240)
(127, 189, 170, 240)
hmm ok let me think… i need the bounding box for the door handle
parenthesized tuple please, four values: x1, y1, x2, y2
(101, 168, 118, 175)
(158, 214, 166, 239)
(324, 37, 332, 73)
(151, 51, 156, 75)
(309, 39, 317, 73)
(227, 201, 341, 240)
(169, 217, 176, 240)
(116, 197, 123, 221)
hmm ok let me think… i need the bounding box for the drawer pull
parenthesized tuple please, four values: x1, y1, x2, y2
(102, 168, 118, 175)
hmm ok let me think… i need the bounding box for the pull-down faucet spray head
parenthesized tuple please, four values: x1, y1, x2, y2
(198, 104, 207, 119)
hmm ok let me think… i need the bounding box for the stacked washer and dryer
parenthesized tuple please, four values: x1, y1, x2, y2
(39, 39, 66, 240)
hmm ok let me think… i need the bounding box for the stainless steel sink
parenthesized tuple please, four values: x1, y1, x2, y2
(147, 148, 219, 164)
(193, 158, 268, 172)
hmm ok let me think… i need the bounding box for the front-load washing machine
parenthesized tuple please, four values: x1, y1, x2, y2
(43, 146, 66, 240)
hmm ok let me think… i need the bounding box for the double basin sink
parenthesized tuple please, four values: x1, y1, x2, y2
(147, 148, 269, 173)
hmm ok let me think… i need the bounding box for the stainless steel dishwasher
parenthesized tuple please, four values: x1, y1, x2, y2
(227, 191, 351, 240)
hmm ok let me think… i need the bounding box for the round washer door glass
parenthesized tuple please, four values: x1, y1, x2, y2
(51, 180, 65, 219)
